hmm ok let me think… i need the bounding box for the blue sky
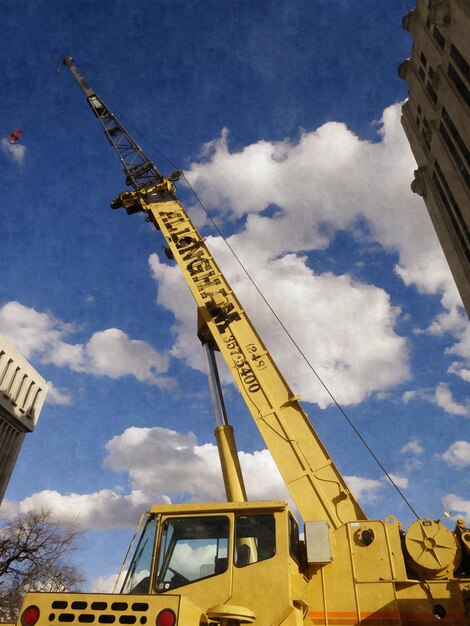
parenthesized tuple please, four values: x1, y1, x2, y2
(1, 0, 469, 590)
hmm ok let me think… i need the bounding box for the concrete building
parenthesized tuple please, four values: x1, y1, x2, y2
(399, 0, 470, 316)
(0, 334, 47, 505)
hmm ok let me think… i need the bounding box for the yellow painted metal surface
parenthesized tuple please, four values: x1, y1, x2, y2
(17, 592, 206, 626)
(118, 183, 365, 529)
(13, 183, 470, 626)
(13, 58, 470, 626)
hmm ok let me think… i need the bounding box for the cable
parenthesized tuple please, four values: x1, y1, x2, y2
(104, 108, 421, 521)
(18, 63, 62, 131)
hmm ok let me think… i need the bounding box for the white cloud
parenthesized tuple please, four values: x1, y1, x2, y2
(0, 301, 72, 360)
(446, 324, 470, 384)
(0, 301, 172, 389)
(144, 103, 470, 407)
(3, 427, 286, 529)
(344, 475, 384, 503)
(45, 381, 73, 406)
(386, 473, 408, 489)
(400, 438, 424, 473)
(105, 426, 290, 504)
(442, 494, 470, 520)
(400, 440, 423, 455)
(92, 573, 121, 593)
(150, 248, 410, 408)
(402, 383, 469, 417)
(435, 383, 469, 417)
(441, 441, 470, 468)
(402, 390, 425, 405)
(1, 137, 26, 163)
(177, 104, 470, 392)
(448, 363, 470, 383)
(104, 426, 222, 502)
(3, 488, 150, 530)
(186, 103, 456, 305)
(4, 426, 386, 530)
(83, 329, 171, 386)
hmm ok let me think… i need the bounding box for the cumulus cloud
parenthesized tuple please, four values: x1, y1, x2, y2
(149, 247, 409, 408)
(176, 103, 470, 394)
(386, 473, 408, 489)
(0, 301, 172, 389)
(104, 426, 290, 505)
(441, 441, 470, 468)
(0, 301, 73, 360)
(4, 425, 381, 529)
(92, 573, 122, 593)
(442, 494, 470, 520)
(186, 104, 456, 304)
(343, 475, 383, 502)
(45, 381, 73, 406)
(2, 428, 286, 528)
(446, 324, 470, 384)
(402, 383, 468, 417)
(1, 137, 26, 163)
(3, 489, 150, 530)
(144, 102, 470, 407)
(400, 440, 424, 455)
(435, 383, 469, 416)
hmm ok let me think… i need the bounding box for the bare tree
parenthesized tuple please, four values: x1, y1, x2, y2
(0, 510, 85, 623)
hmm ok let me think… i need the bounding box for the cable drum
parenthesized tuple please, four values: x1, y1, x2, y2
(404, 519, 461, 578)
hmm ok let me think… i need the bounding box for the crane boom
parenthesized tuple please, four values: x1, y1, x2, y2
(13, 57, 468, 626)
(62, 57, 366, 528)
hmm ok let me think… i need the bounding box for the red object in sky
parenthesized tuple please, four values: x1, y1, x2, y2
(9, 128, 22, 144)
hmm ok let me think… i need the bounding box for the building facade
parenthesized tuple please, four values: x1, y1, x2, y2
(0, 334, 47, 505)
(399, 0, 470, 315)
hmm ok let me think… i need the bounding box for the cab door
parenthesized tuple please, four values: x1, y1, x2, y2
(230, 511, 303, 625)
(155, 514, 233, 609)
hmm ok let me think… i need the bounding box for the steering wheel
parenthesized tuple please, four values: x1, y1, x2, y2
(168, 566, 189, 584)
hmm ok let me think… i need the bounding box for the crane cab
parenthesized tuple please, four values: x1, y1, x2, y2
(121, 501, 308, 626)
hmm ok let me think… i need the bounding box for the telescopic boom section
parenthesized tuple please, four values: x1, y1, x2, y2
(63, 59, 367, 529)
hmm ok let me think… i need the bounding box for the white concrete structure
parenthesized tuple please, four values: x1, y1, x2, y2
(0, 334, 48, 504)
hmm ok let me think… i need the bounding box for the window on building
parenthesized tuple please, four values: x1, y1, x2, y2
(439, 123, 470, 188)
(234, 515, 275, 567)
(420, 52, 427, 67)
(432, 26, 445, 49)
(441, 107, 470, 181)
(426, 81, 438, 105)
(448, 63, 470, 108)
(422, 116, 432, 151)
(433, 161, 470, 264)
(450, 45, 470, 83)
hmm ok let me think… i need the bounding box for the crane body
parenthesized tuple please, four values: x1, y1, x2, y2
(12, 59, 470, 626)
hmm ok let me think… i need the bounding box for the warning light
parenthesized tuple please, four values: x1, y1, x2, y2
(156, 609, 176, 626)
(21, 606, 40, 626)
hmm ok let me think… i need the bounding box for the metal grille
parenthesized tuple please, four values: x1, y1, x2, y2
(48, 599, 151, 625)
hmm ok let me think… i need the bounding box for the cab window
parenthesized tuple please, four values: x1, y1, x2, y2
(235, 515, 275, 567)
(289, 514, 300, 563)
(155, 516, 229, 591)
(121, 516, 157, 594)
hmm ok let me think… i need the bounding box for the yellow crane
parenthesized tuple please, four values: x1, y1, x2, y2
(14, 58, 470, 626)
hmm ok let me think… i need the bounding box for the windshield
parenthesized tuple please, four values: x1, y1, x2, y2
(121, 516, 157, 594)
(156, 516, 229, 591)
